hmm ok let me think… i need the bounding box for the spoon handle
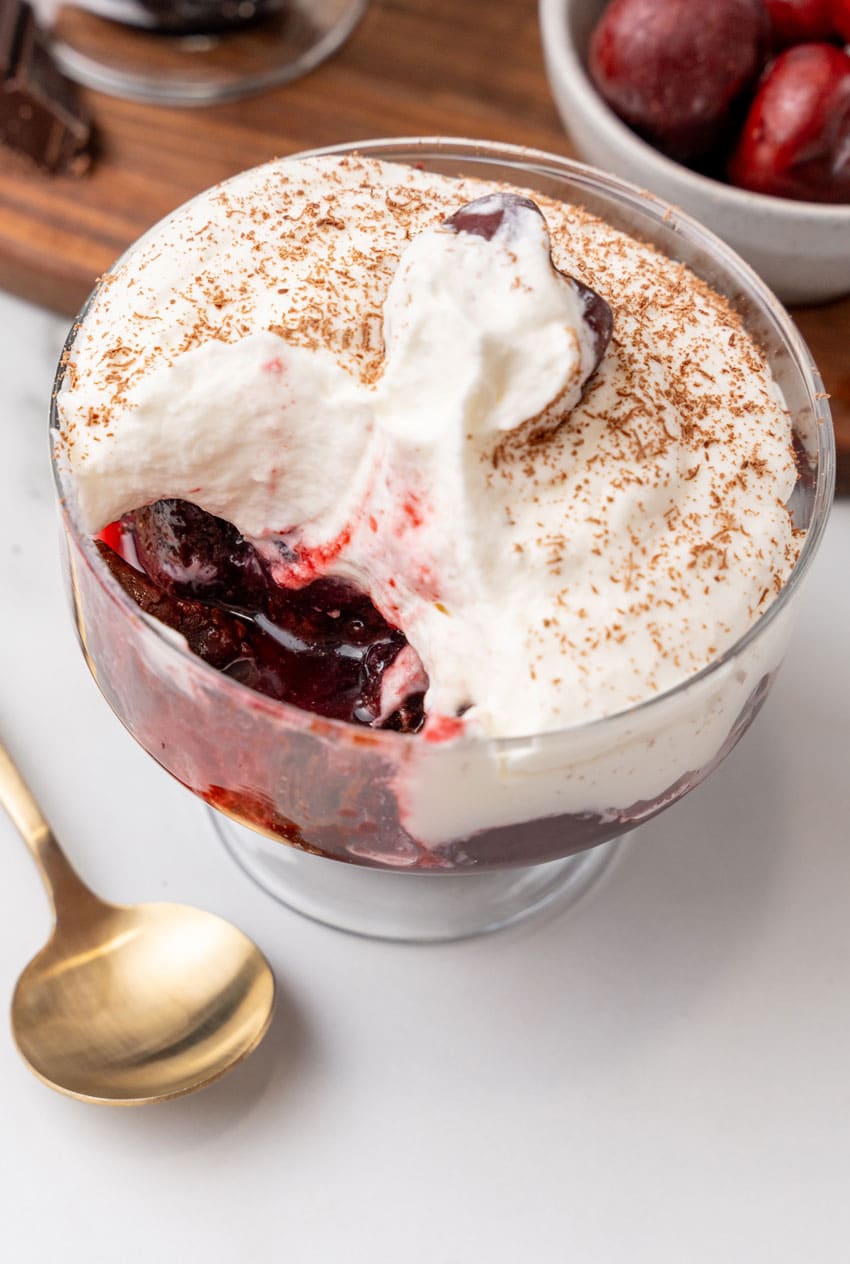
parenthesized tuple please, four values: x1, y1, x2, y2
(0, 739, 95, 921)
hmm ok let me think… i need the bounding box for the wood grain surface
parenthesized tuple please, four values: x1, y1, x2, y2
(0, 0, 846, 489)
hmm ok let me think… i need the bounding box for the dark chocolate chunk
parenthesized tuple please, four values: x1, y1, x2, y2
(0, 0, 92, 174)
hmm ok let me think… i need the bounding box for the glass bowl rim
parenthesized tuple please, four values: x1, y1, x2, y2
(50, 135, 836, 757)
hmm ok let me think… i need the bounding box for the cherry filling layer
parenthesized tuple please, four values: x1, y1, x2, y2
(97, 499, 426, 734)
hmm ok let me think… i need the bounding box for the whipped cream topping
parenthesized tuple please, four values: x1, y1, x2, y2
(56, 154, 801, 740)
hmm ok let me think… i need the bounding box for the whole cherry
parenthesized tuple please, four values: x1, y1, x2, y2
(589, 0, 768, 162)
(763, 0, 835, 46)
(833, 0, 850, 41)
(729, 43, 850, 202)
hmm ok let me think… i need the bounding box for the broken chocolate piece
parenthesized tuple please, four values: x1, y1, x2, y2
(0, 0, 92, 174)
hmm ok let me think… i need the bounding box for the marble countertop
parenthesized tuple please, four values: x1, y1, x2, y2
(0, 290, 848, 1262)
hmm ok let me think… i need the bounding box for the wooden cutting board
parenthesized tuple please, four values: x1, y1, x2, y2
(0, 0, 847, 490)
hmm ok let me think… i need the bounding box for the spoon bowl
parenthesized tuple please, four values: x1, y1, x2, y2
(13, 898, 275, 1105)
(1, 739, 275, 1105)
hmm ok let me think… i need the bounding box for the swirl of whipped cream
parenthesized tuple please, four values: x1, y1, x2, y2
(56, 154, 799, 740)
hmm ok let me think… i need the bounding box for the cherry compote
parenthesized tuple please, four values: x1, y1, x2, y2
(98, 499, 426, 733)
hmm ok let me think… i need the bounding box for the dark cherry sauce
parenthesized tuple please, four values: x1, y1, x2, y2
(98, 499, 426, 733)
(91, 195, 614, 750)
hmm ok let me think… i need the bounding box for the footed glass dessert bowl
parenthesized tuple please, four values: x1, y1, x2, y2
(45, 0, 368, 106)
(51, 139, 835, 941)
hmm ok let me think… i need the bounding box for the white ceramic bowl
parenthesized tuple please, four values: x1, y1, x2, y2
(540, 0, 850, 305)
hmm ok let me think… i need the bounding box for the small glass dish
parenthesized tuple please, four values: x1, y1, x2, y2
(43, 0, 367, 106)
(50, 139, 835, 942)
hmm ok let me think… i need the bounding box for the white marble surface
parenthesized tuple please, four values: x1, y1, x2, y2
(0, 287, 849, 1262)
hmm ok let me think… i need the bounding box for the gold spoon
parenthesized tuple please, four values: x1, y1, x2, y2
(0, 738, 275, 1105)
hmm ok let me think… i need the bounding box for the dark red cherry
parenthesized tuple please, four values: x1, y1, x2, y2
(589, 0, 768, 161)
(763, 0, 835, 46)
(444, 193, 540, 240)
(446, 193, 613, 374)
(101, 502, 426, 732)
(833, 0, 850, 40)
(131, 498, 268, 605)
(729, 43, 850, 203)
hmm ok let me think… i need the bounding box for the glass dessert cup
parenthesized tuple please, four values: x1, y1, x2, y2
(44, 0, 367, 106)
(51, 139, 835, 942)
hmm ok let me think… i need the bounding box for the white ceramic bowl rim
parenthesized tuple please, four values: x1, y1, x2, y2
(51, 136, 836, 757)
(540, 0, 850, 220)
